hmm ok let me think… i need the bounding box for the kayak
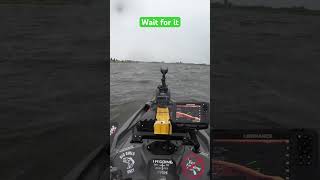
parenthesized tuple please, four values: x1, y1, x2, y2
(110, 67, 210, 180)
(110, 104, 210, 180)
(64, 67, 211, 180)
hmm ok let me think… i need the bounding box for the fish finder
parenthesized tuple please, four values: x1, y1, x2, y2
(172, 102, 209, 130)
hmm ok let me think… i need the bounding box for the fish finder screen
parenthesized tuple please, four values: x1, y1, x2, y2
(175, 104, 202, 123)
(213, 138, 291, 180)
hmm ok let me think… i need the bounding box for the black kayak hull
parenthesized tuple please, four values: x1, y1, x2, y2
(110, 102, 211, 180)
(63, 144, 107, 180)
(64, 101, 210, 180)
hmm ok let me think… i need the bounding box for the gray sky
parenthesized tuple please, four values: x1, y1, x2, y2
(110, 0, 210, 64)
(212, 0, 320, 10)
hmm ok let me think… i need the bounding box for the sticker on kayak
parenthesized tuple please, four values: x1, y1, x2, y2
(152, 159, 174, 175)
(110, 125, 117, 136)
(119, 145, 135, 153)
(181, 152, 205, 179)
(119, 151, 135, 174)
(158, 177, 166, 180)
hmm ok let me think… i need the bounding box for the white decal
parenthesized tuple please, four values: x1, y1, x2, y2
(123, 157, 135, 169)
(119, 145, 134, 153)
(186, 158, 202, 175)
(153, 159, 173, 164)
(119, 151, 135, 174)
(110, 125, 117, 135)
(152, 159, 174, 175)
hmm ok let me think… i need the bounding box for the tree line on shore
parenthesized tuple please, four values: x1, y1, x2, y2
(212, 1, 320, 14)
(110, 58, 208, 65)
(110, 58, 140, 63)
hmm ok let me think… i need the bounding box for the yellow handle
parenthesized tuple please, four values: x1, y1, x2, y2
(154, 107, 172, 135)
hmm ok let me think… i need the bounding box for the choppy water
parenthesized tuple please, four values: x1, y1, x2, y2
(110, 62, 210, 126)
(0, 3, 106, 180)
(213, 7, 320, 172)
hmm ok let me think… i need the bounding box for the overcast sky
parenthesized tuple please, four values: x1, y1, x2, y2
(110, 0, 210, 64)
(212, 0, 320, 10)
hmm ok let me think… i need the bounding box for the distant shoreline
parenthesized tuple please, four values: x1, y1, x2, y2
(110, 59, 209, 66)
(212, 2, 320, 15)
